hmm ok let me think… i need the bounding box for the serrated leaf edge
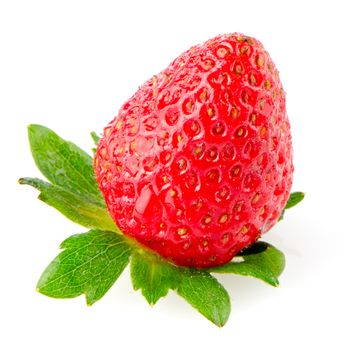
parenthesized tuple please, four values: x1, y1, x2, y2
(22, 125, 294, 327)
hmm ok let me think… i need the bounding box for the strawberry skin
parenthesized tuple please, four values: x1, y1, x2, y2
(94, 33, 293, 268)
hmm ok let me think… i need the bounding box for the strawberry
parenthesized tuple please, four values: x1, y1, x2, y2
(94, 33, 293, 268)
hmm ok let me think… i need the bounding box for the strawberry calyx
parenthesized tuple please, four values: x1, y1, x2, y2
(20, 124, 304, 326)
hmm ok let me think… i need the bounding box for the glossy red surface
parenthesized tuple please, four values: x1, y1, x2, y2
(95, 33, 293, 267)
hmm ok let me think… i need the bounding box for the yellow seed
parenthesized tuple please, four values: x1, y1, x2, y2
(177, 227, 188, 236)
(219, 214, 228, 224)
(185, 101, 194, 113)
(178, 159, 187, 170)
(256, 55, 264, 67)
(200, 90, 208, 101)
(201, 60, 213, 70)
(103, 161, 111, 171)
(191, 122, 199, 132)
(250, 113, 257, 124)
(241, 225, 249, 234)
(240, 45, 249, 54)
(259, 99, 265, 110)
(235, 203, 243, 212)
(265, 80, 271, 90)
(116, 120, 124, 130)
(105, 127, 112, 137)
(152, 75, 157, 86)
(194, 146, 202, 155)
(236, 127, 244, 137)
(249, 74, 257, 85)
(207, 107, 214, 117)
(217, 47, 228, 57)
(232, 166, 241, 176)
(219, 187, 229, 198)
(130, 140, 136, 152)
(207, 170, 218, 181)
(176, 208, 183, 216)
(221, 233, 229, 244)
(252, 193, 260, 204)
(194, 200, 203, 211)
(231, 107, 239, 118)
(203, 215, 212, 224)
(260, 126, 267, 137)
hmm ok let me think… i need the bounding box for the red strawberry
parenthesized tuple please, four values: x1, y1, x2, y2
(94, 33, 293, 268)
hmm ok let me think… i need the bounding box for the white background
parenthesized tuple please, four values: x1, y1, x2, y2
(1, 0, 349, 349)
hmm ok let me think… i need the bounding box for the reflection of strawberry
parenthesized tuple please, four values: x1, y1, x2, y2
(94, 33, 293, 268)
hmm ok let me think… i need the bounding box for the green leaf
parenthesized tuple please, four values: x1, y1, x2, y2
(285, 191, 305, 209)
(37, 230, 131, 305)
(130, 253, 178, 305)
(90, 131, 100, 145)
(23, 125, 287, 325)
(19, 177, 117, 232)
(27, 124, 102, 201)
(177, 269, 231, 327)
(279, 191, 305, 221)
(208, 242, 285, 287)
(130, 249, 231, 326)
(22, 125, 117, 232)
(278, 210, 285, 222)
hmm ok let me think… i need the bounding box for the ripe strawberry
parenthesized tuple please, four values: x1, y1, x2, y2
(94, 33, 293, 268)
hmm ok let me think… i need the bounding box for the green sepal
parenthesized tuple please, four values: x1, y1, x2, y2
(90, 131, 101, 145)
(19, 177, 117, 232)
(279, 191, 305, 221)
(285, 192, 305, 209)
(27, 124, 102, 200)
(208, 242, 285, 287)
(22, 124, 117, 231)
(21, 124, 300, 327)
(36, 230, 131, 305)
(177, 269, 231, 327)
(130, 252, 178, 305)
(130, 249, 231, 327)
